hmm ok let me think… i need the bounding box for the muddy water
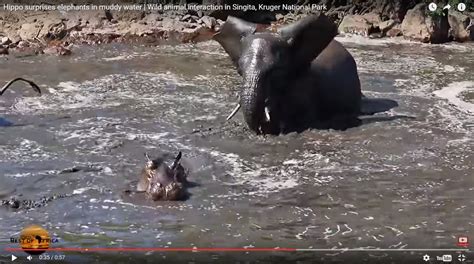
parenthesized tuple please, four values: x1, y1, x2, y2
(0, 37, 473, 263)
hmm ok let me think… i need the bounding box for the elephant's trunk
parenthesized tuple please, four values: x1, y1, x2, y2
(240, 73, 265, 133)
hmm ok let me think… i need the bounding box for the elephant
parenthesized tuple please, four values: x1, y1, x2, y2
(136, 151, 189, 201)
(1, 78, 41, 96)
(214, 13, 398, 134)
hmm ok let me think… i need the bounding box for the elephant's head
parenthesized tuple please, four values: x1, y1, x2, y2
(214, 14, 337, 134)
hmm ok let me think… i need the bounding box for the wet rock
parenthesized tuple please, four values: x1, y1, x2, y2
(281, 12, 300, 23)
(401, 3, 449, 43)
(10, 42, 44, 58)
(386, 25, 403, 37)
(60, 165, 102, 174)
(362, 12, 382, 25)
(15, 48, 44, 57)
(8, 35, 21, 47)
(214, 19, 225, 31)
(1, 193, 72, 210)
(121, 22, 154, 36)
(338, 15, 372, 36)
(448, 10, 472, 42)
(181, 14, 198, 23)
(181, 14, 192, 21)
(1, 36, 11, 45)
(88, 17, 107, 29)
(19, 23, 41, 40)
(16, 40, 27, 48)
(378, 19, 398, 35)
(338, 13, 381, 36)
(142, 13, 162, 24)
(114, 10, 146, 22)
(369, 32, 384, 39)
(12, 7, 454, 52)
(275, 13, 285, 21)
(23, 14, 66, 41)
(43, 45, 72, 56)
(0, 47, 8, 55)
(71, 11, 106, 29)
(387, 0, 419, 22)
(1, 9, 223, 50)
(161, 17, 179, 31)
(64, 16, 82, 30)
(44, 21, 68, 40)
(323, 0, 417, 23)
(178, 26, 212, 43)
(201, 15, 217, 29)
(338, 15, 396, 38)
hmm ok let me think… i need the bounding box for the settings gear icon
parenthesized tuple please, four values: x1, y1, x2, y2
(423, 254, 430, 262)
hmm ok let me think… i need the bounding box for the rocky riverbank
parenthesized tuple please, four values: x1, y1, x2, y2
(337, 3, 473, 43)
(0, 9, 223, 57)
(0, 2, 473, 57)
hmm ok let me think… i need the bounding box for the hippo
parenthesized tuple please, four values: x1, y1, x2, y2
(137, 151, 188, 201)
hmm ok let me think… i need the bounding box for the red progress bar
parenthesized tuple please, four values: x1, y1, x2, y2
(4, 247, 297, 252)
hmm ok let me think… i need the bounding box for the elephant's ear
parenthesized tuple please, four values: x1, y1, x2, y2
(213, 16, 257, 67)
(278, 13, 337, 65)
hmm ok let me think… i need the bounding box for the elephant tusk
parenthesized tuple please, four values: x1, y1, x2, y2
(264, 106, 271, 122)
(467, 20, 473, 31)
(226, 103, 241, 121)
(0, 77, 41, 96)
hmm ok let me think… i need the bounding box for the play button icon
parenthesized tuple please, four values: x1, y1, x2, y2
(11, 255, 17, 261)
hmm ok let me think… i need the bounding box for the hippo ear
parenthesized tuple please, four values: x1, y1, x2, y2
(144, 152, 151, 162)
(170, 151, 182, 171)
(278, 13, 337, 66)
(213, 16, 257, 67)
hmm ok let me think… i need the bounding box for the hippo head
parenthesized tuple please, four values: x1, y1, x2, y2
(137, 151, 187, 201)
